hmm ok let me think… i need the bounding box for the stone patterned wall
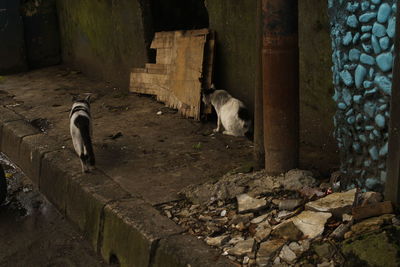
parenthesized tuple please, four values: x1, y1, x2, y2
(328, 0, 396, 191)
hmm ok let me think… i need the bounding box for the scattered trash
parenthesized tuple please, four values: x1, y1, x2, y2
(29, 118, 52, 133)
(157, 111, 163, 115)
(108, 132, 123, 140)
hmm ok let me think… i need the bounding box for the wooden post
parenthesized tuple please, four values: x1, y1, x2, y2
(262, 0, 299, 174)
(385, 4, 400, 205)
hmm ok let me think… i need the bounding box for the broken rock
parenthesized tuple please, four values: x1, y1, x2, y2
(361, 191, 383, 206)
(330, 223, 352, 240)
(205, 235, 230, 247)
(230, 213, 254, 225)
(289, 240, 310, 256)
(313, 243, 336, 259)
(237, 194, 267, 213)
(305, 189, 356, 218)
(228, 236, 245, 245)
(257, 239, 286, 258)
(279, 199, 302, 211)
(248, 175, 281, 196)
(291, 211, 332, 239)
(279, 245, 297, 264)
(352, 201, 393, 221)
(251, 214, 269, 224)
(351, 214, 395, 236)
(227, 238, 255, 257)
(272, 221, 303, 241)
(281, 169, 317, 191)
(254, 221, 272, 242)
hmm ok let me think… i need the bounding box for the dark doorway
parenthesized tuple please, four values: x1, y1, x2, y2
(149, 0, 209, 32)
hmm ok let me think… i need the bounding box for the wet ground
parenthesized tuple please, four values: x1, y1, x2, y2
(0, 153, 109, 267)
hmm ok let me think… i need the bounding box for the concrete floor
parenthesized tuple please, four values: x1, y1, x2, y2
(0, 153, 109, 267)
(0, 66, 253, 205)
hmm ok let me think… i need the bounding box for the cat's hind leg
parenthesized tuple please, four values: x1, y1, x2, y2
(80, 153, 89, 173)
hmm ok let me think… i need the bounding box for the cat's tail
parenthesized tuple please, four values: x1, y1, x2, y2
(75, 116, 95, 167)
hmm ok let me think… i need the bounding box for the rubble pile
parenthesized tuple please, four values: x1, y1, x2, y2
(157, 169, 400, 266)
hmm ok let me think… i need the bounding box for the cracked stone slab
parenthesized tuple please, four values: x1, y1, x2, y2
(237, 194, 267, 213)
(290, 211, 332, 239)
(305, 189, 356, 218)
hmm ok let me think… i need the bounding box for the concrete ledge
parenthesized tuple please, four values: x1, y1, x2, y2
(67, 171, 131, 250)
(0, 109, 236, 267)
(0, 106, 23, 125)
(19, 134, 61, 186)
(39, 149, 81, 213)
(101, 199, 184, 266)
(153, 234, 233, 267)
(1, 120, 39, 163)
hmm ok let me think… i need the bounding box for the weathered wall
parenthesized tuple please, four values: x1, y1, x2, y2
(328, 0, 396, 190)
(205, 0, 259, 114)
(299, 0, 339, 174)
(56, 0, 151, 90)
(206, 0, 338, 174)
(21, 0, 61, 69)
(0, 0, 27, 74)
(150, 0, 209, 32)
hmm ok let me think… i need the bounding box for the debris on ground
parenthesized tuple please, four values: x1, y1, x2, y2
(157, 169, 400, 266)
(29, 118, 52, 133)
(107, 132, 123, 140)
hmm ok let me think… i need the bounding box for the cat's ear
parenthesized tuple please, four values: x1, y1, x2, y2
(211, 84, 216, 90)
(71, 95, 78, 102)
(85, 94, 91, 103)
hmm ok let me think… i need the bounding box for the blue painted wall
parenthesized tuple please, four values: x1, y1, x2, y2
(328, 0, 396, 191)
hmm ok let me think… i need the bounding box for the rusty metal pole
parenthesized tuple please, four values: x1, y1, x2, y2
(254, 0, 265, 169)
(262, 0, 299, 175)
(385, 3, 400, 205)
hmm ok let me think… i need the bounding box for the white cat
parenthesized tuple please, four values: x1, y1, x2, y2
(69, 95, 95, 173)
(202, 85, 252, 139)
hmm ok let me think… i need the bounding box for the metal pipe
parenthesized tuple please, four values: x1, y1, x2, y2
(262, 0, 299, 174)
(254, 0, 265, 169)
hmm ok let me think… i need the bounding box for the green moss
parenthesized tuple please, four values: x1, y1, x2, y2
(56, 0, 149, 89)
(342, 228, 400, 267)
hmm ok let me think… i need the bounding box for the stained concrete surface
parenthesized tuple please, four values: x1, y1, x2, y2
(0, 153, 108, 267)
(0, 66, 253, 205)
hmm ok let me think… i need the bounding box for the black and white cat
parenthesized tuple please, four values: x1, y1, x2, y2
(69, 95, 95, 173)
(202, 85, 252, 139)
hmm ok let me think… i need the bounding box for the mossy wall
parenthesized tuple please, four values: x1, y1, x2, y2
(56, 0, 151, 90)
(22, 0, 61, 69)
(150, 0, 209, 32)
(299, 0, 339, 173)
(0, 0, 27, 74)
